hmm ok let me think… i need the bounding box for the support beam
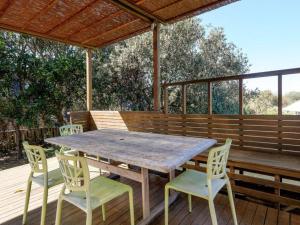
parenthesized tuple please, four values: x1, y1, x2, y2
(153, 23, 161, 111)
(86, 49, 93, 111)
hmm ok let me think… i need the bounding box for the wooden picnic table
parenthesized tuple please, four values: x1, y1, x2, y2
(45, 129, 216, 225)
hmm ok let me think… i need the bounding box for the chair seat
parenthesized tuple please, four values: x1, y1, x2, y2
(166, 170, 226, 199)
(32, 168, 64, 188)
(63, 176, 131, 211)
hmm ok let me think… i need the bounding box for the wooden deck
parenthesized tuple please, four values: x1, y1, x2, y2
(1, 158, 299, 225)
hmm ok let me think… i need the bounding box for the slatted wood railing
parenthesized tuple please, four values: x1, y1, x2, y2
(71, 111, 300, 156)
(70, 110, 300, 209)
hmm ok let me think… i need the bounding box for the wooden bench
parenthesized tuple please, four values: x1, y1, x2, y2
(186, 149, 300, 210)
(70, 110, 300, 210)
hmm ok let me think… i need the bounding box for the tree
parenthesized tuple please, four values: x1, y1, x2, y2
(244, 90, 278, 115)
(0, 33, 86, 157)
(93, 18, 249, 113)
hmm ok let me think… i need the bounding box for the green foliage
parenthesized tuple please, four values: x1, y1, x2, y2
(244, 90, 278, 115)
(1, 17, 253, 130)
(0, 33, 85, 128)
(93, 18, 249, 113)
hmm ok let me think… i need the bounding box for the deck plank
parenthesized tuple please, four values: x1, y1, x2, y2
(0, 158, 299, 225)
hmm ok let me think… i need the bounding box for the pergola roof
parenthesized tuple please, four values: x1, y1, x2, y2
(0, 0, 236, 48)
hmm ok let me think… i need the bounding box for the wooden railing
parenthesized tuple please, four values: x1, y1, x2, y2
(0, 127, 59, 157)
(162, 67, 300, 115)
(70, 110, 300, 208)
(71, 111, 300, 156)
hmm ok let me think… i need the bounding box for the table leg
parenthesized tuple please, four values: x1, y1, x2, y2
(141, 168, 150, 218)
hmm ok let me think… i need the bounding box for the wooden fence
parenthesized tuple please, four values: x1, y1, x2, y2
(71, 111, 300, 156)
(0, 127, 59, 157)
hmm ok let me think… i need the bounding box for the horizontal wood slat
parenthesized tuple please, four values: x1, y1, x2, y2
(70, 111, 300, 155)
(69, 110, 300, 208)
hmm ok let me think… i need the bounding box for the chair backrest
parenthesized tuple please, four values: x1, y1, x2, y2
(206, 138, 232, 180)
(55, 151, 90, 192)
(59, 124, 83, 136)
(23, 141, 47, 173)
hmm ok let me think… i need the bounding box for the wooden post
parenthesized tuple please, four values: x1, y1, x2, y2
(141, 168, 150, 219)
(239, 78, 244, 150)
(153, 23, 161, 111)
(86, 49, 93, 111)
(163, 85, 168, 114)
(207, 82, 212, 114)
(181, 84, 187, 114)
(278, 74, 283, 152)
(207, 82, 212, 138)
(278, 75, 283, 116)
(239, 78, 243, 115)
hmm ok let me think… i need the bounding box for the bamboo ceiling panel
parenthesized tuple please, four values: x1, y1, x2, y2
(0, 0, 235, 48)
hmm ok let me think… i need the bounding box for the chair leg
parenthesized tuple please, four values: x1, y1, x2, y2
(40, 186, 48, 225)
(226, 178, 238, 225)
(55, 196, 63, 225)
(22, 176, 32, 225)
(164, 187, 169, 225)
(188, 194, 192, 213)
(86, 210, 92, 225)
(97, 156, 102, 175)
(128, 189, 135, 225)
(208, 197, 218, 225)
(101, 204, 106, 221)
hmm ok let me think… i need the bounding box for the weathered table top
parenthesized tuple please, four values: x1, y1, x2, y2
(45, 129, 216, 173)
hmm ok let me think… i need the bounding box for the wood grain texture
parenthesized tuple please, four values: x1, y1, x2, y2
(45, 129, 216, 173)
(2, 157, 300, 225)
(0, 0, 234, 48)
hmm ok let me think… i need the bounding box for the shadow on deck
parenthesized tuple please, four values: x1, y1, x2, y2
(0, 158, 299, 225)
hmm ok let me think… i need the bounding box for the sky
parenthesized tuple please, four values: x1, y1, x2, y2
(198, 0, 300, 94)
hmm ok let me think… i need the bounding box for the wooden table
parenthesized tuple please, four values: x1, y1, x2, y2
(45, 129, 216, 225)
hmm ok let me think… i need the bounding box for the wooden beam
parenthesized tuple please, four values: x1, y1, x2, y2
(95, 25, 151, 49)
(45, 0, 99, 34)
(82, 19, 141, 45)
(163, 0, 238, 23)
(163, 67, 300, 87)
(86, 49, 93, 111)
(153, 23, 161, 111)
(0, 23, 94, 49)
(86, 158, 142, 182)
(66, 10, 123, 41)
(109, 0, 165, 23)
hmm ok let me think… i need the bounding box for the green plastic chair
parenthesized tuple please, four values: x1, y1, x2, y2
(55, 151, 135, 225)
(164, 139, 237, 225)
(22, 142, 64, 225)
(59, 124, 83, 155)
(59, 124, 83, 136)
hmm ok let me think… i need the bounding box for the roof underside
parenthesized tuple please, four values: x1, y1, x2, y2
(0, 0, 236, 48)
